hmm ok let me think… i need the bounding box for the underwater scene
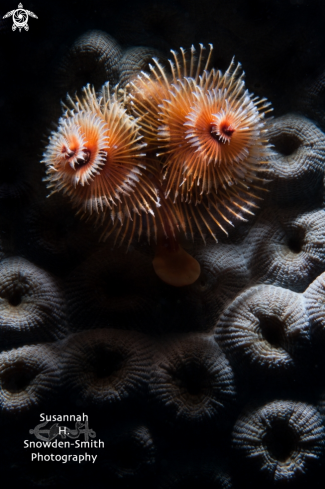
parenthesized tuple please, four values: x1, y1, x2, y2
(1, 0, 325, 487)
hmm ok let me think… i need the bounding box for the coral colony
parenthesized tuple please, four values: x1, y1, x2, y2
(42, 44, 272, 287)
(5, 28, 325, 488)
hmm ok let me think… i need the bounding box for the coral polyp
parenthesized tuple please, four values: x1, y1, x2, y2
(43, 84, 162, 246)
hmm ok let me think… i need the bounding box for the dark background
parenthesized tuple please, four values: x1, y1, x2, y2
(1, 0, 325, 150)
(1, 1, 325, 487)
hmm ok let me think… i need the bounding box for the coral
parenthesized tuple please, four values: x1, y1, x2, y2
(192, 243, 249, 328)
(0, 257, 68, 346)
(297, 70, 325, 132)
(118, 46, 164, 88)
(304, 272, 325, 347)
(244, 206, 325, 292)
(61, 329, 153, 408)
(215, 285, 310, 377)
(56, 30, 122, 97)
(318, 390, 325, 421)
(265, 115, 325, 205)
(0, 344, 60, 416)
(232, 400, 325, 483)
(149, 334, 236, 426)
(5, 15, 325, 487)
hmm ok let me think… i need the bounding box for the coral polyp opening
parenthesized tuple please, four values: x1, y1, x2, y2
(8, 290, 23, 307)
(92, 347, 124, 380)
(175, 362, 209, 397)
(264, 419, 297, 462)
(2, 363, 37, 393)
(258, 316, 285, 349)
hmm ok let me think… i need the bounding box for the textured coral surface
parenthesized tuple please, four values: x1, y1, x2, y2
(2, 1, 325, 488)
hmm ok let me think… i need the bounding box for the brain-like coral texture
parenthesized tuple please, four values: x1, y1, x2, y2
(192, 243, 249, 329)
(0, 257, 68, 346)
(297, 71, 325, 132)
(232, 400, 325, 484)
(244, 207, 325, 292)
(61, 329, 153, 408)
(266, 115, 325, 205)
(56, 30, 122, 97)
(215, 285, 310, 379)
(149, 334, 236, 426)
(304, 271, 325, 352)
(0, 344, 60, 416)
(118, 46, 163, 88)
